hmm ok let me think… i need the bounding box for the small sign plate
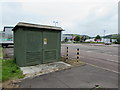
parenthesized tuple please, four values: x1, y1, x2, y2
(44, 38, 47, 44)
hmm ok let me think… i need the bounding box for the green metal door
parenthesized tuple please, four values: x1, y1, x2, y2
(26, 30, 43, 65)
(43, 31, 58, 63)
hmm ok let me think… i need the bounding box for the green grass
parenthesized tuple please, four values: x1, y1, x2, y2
(1, 59, 24, 82)
(0, 46, 2, 58)
(0, 59, 2, 82)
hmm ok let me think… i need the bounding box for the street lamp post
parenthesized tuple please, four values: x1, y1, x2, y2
(103, 25, 108, 43)
(104, 30, 106, 43)
(53, 21, 58, 26)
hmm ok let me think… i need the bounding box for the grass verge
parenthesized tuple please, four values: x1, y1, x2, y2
(0, 60, 2, 82)
(0, 46, 2, 58)
(1, 59, 24, 82)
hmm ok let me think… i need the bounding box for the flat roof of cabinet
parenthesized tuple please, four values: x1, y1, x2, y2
(12, 22, 64, 31)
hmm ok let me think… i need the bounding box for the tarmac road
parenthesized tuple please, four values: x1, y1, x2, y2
(20, 64, 118, 88)
(61, 43, 119, 73)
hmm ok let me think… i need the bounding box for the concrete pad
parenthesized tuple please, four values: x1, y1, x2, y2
(20, 61, 71, 77)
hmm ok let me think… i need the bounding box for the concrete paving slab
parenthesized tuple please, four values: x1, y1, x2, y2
(20, 61, 71, 77)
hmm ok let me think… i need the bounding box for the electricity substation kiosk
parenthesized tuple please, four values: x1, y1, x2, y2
(12, 22, 63, 67)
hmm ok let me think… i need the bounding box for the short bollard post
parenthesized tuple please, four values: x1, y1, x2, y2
(66, 47, 68, 59)
(76, 48, 80, 62)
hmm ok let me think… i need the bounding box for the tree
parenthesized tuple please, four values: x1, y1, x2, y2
(95, 35, 101, 42)
(64, 37, 68, 42)
(81, 36, 87, 42)
(116, 34, 120, 44)
(74, 35, 80, 42)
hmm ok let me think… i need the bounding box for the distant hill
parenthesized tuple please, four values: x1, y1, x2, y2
(102, 34, 120, 39)
(63, 34, 91, 39)
(63, 33, 120, 40)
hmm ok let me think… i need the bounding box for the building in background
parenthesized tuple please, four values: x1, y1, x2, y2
(85, 38, 117, 43)
(1, 26, 13, 41)
(62, 34, 73, 41)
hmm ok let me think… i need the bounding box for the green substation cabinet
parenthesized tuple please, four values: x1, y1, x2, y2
(12, 22, 63, 67)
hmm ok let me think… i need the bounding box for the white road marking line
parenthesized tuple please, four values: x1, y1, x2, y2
(80, 50, 118, 57)
(86, 51, 92, 52)
(85, 62, 119, 74)
(106, 59, 118, 63)
(80, 54, 118, 63)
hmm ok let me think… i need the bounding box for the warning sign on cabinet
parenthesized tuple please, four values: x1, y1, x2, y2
(44, 38, 47, 44)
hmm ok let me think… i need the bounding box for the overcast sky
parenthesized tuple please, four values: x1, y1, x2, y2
(0, 0, 119, 36)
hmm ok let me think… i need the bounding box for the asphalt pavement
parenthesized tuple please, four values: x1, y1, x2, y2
(20, 64, 118, 88)
(61, 44, 119, 73)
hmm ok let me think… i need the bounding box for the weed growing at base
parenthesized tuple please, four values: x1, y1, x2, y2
(2, 59, 24, 82)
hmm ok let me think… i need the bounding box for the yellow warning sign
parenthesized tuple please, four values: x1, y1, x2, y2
(44, 38, 47, 44)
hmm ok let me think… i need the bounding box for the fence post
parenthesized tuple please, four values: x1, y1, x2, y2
(66, 47, 68, 59)
(76, 48, 80, 62)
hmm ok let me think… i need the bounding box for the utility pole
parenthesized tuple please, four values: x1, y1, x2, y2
(104, 30, 106, 37)
(104, 30, 106, 42)
(53, 21, 58, 26)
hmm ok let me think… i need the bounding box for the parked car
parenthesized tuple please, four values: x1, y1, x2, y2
(104, 41, 111, 45)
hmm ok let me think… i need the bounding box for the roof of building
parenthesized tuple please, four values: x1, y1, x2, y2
(12, 22, 64, 31)
(3, 26, 14, 32)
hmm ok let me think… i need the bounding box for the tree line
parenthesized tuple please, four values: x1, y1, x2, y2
(64, 34, 120, 44)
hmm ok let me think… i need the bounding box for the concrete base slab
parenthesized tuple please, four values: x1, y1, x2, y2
(20, 61, 71, 78)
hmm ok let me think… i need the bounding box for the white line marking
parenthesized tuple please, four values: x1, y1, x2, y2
(106, 59, 118, 63)
(86, 51, 92, 52)
(85, 62, 119, 74)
